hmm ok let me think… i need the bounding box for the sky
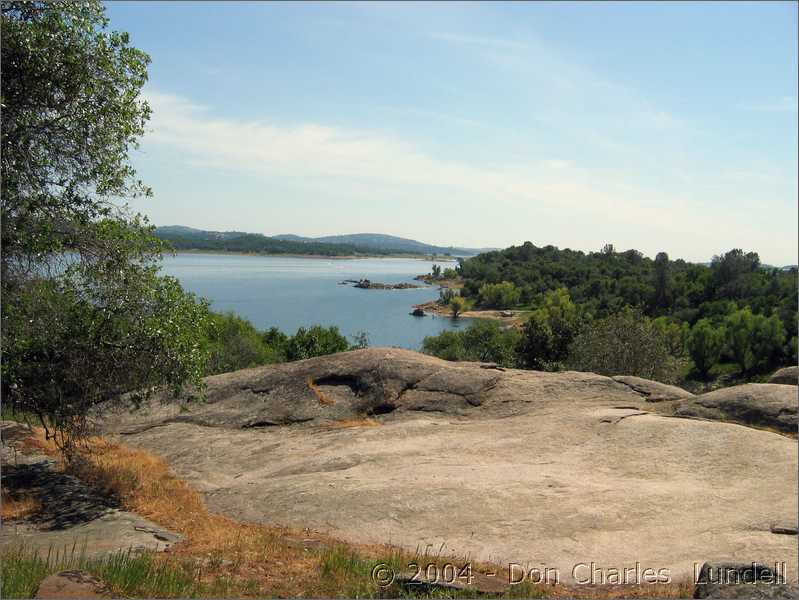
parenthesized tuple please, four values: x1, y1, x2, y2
(105, 1, 798, 264)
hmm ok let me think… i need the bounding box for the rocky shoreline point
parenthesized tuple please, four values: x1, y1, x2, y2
(339, 278, 422, 290)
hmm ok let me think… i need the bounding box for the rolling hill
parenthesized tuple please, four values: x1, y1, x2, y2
(155, 226, 482, 257)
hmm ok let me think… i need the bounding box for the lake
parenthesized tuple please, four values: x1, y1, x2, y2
(160, 253, 471, 350)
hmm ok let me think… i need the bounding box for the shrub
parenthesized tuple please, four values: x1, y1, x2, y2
(724, 307, 755, 373)
(477, 281, 521, 309)
(567, 308, 679, 383)
(750, 313, 786, 371)
(285, 325, 350, 361)
(423, 320, 520, 367)
(687, 319, 726, 378)
(449, 295, 467, 318)
(205, 312, 281, 375)
(518, 289, 583, 370)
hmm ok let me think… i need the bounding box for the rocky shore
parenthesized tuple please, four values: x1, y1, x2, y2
(340, 278, 422, 290)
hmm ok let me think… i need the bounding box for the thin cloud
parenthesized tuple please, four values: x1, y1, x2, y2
(429, 31, 529, 51)
(740, 96, 798, 113)
(138, 89, 796, 263)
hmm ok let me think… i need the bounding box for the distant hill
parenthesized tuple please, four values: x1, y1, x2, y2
(273, 232, 491, 257)
(154, 226, 477, 257)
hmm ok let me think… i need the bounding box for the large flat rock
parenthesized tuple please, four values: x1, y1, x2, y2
(99, 349, 797, 585)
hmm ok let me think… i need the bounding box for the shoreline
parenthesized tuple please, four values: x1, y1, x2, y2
(412, 300, 529, 326)
(170, 249, 459, 261)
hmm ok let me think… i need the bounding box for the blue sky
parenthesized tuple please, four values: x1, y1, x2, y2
(106, 1, 797, 264)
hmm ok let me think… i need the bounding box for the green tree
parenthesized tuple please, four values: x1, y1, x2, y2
(450, 295, 467, 318)
(687, 319, 725, 379)
(285, 325, 350, 361)
(724, 307, 756, 373)
(750, 313, 786, 371)
(567, 309, 678, 383)
(422, 320, 520, 368)
(421, 330, 465, 362)
(262, 327, 290, 360)
(205, 312, 280, 375)
(431, 264, 442, 279)
(651, 251, 672, 311)
(518, 288, 582, 370)
(1, 2, 210, 455)
(652, 316, 688, 357)
(477, 281, 521, 309)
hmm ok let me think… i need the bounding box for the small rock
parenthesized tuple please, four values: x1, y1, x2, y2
(411, 308, 426, 317)
(35, 570, 111, 599)
(133, 523, 182, 544)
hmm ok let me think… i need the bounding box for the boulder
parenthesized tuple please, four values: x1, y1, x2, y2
(673, 384, 797, 433)
(411, 307, 426, 317)
(693, 562, 797, 599)
(768, 366, 798, 386)
(35, 571, 111, 599)
(612, 375, 694, 402)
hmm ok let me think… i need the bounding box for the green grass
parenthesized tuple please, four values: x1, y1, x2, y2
(316, 544, 549, 599)
(0, 544, 210, 599)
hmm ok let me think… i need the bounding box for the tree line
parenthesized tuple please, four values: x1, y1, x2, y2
(423, 243, 796, 383)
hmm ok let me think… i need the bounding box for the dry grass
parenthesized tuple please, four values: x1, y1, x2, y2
(307, 377, 335, 405)
(20, 428, 695, 598)
(1, 488, 42, 521)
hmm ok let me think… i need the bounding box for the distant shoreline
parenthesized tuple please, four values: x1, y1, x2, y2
(170, 249, 459, 261)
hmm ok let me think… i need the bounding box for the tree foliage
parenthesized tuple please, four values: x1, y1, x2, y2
(477, 281, 521, 309)
(518, 288, 583, 370)
(566, 309, 680, 383)
(284, 325, 350, 361)
(687, 319, 726, 379)
(1, 2, 210, 454)
(449, 295, 467, 318)
(458, 242, 795, 377)
(422, 320, 521, 368)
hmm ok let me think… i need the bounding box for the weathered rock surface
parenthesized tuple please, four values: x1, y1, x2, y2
(673, 384, 797, 433)
(768, 366, 798, 386)
(612, 375, 695, 402)
(35, 571, 112, 599)
(98, 349, 798, 585)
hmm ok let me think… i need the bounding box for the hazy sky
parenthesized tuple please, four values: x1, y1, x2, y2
(106, 1, 797, 264)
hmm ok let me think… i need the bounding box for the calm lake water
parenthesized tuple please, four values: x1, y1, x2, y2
(160, 253, 470, 350)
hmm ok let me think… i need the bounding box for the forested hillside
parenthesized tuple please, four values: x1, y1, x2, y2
(423, 242, 797, 385)
(156, 227, 409, 257)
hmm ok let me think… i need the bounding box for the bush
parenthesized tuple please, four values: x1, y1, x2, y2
(449, 295, 467, 318)
(422, 320, 521, 367)
(567, 309, 679, 383)
(518, 289, 583, 370)
(687, 319, 726, 379)
(724, 307, 756, 372)
(477, 281, 521, 309)
(205, 312, 281, 375)
(285, 325, 350, 361)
